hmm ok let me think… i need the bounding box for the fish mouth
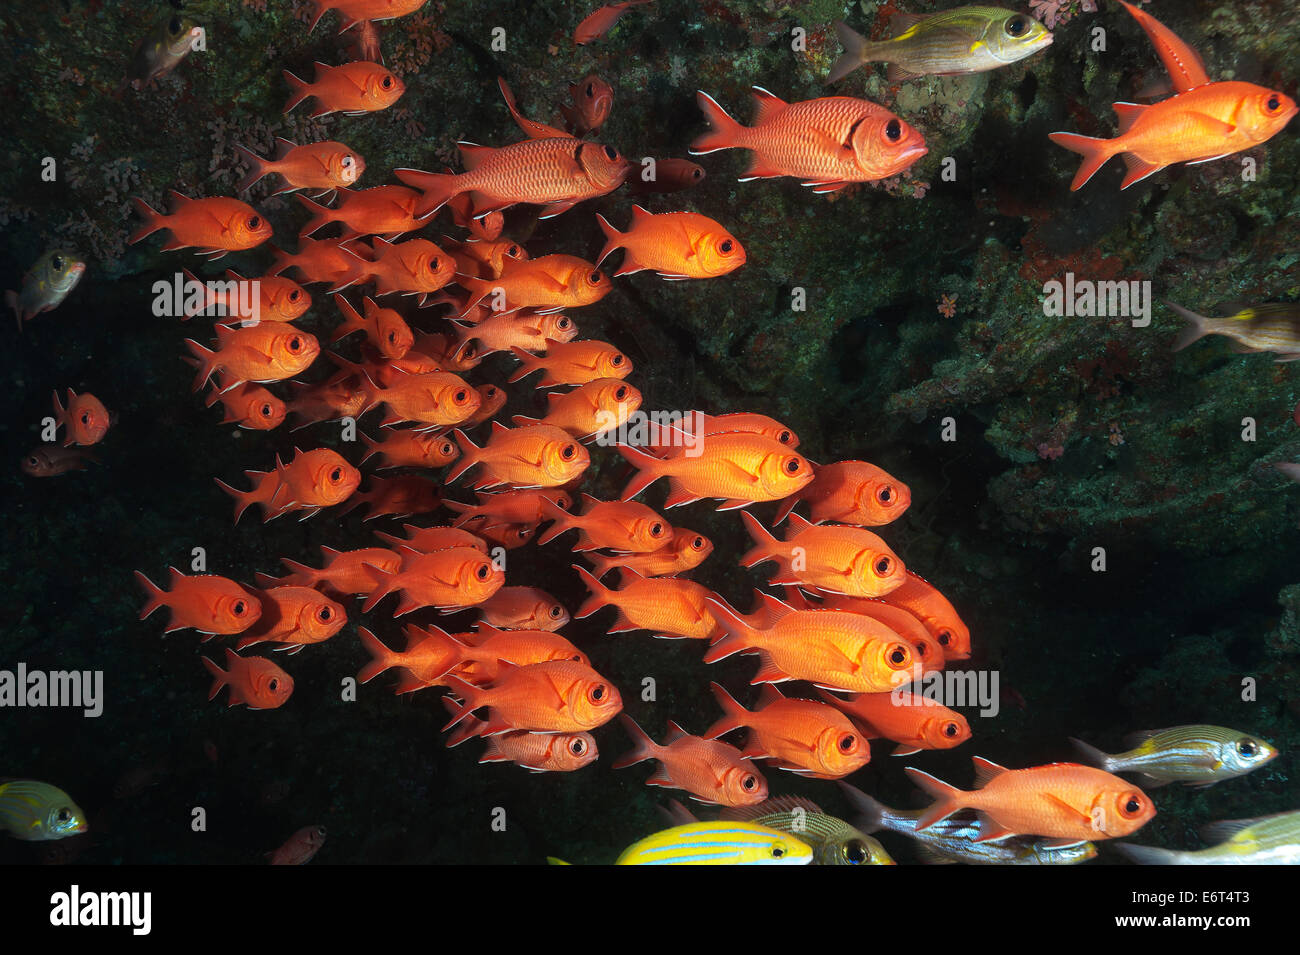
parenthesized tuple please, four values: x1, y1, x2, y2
(898, 146, 929, 165)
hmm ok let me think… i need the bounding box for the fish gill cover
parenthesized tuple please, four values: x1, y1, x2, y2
(0, 0, 1296, 871)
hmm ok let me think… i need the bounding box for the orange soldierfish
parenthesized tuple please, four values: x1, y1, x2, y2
(463, 519, 536, 550)
(463, 384, 508, 427)
(613, 714, 767, 807)
(180, 269, 310, 326)
(539, 494, 672, 553)
(574, 565, 719, 640)
(617, 433, 813, 510)
(236, 138, 365, 195)
(263, 545, 403, 597)
(235, 585, 345, 652)
(443, 700, 598, 772)
(135, 567, 261, 635)
(691, 88, 928, 190)
(360, 427, 458, 469)
(596, 206, 745, 280)
(204, 377, 287, 430)
(459, 255, 612, 315)
(441, 660, 622, 735)
(373, 524, 488, 553)
(369, 369, 481, 428)
(282, 61, 404, 117)
(202, 649, 293, 709)
(302, 0, 427, 33)
(444, 186, 505, 240)
(774, 459, 910, 526)
(286, 372, 371, 428)
(878, 570, 970, 662)
(356, 625, 461, 692)
(455, 310, 577, 359)
(562, 74, 614, 137)
(477, 587, 571, 631)
(574, 0, 654, 46)
(707, 682, 869, 779)
(396, 137, 629, 219)
(625, 157, 706, 195)
(130, 192, 272, 257)
(297, 187, 424, 241)
(448, 422, 590, 490)
(361, 544, 504, 615)
(348, 236, 456, 296)
(584, 527, 712, 580)
(700, 412, 799, 447)
(511, 377, 641, 441)
(817, 594, 946, 675)
(185, 323, 320, 391)
(508, 339, 630, 387)
(907, 758, 1156, 843)
(52, 389, 110, 447)
(740, 511, 906, 598)
(413, 623, 587, 684)
(268, 825, 326, 865)
(269, 236, 366, 288)
(704, 593, 916, 693)
(444, 488, 574, 528)
(342, 474, 442, 520)
(215, 447, 360, 523)
(21, 446, 96, 477)
(443, 237, 529, 280)
(819, 689, 970, 757)
(332, 295, 413, 358)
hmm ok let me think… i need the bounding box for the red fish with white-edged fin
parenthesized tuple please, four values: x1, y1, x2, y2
(443, 699, 598, 773)
(617, 431, 812, 510)
(448, 422, 590, 490)
(613, 714, 767, 807)
(215, 447, 360, 523)
(130, 192, 272, 258)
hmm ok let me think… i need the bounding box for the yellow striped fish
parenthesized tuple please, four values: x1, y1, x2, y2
(1168, 301, 1300, 360)
(720, 796, 894, 865)
(1070, 725, 1278, 788)
(828, 7, 1053, 85)
(615, 822, 812, 865)
(0, 780, 88, 841)
(1116, 810, 1300, 865)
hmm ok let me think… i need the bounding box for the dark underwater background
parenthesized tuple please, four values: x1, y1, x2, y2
(0, 0, 1296, 864)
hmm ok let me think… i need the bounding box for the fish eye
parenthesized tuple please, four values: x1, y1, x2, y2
(318, 606, 333, 621)
(1237, 739, 1259, 757)
(455, 389, 468, 402)
(874, 556, 892, 576)
(692, 168, 703, 179)
(589, 271, 603, 284)
(1267, 94, 1282, 112)
(316, 826, 327, 837)
(52, 254, 64, 270)
(25, 456, 38, 466)
(288, 336, 302, 352)
(610, 353, 624, 366)
(778, 430, 791, 443)
(382, 75, 394, 89)
(785, 458, 801, 473)
(885, 119, 901, 142)
(888, 647, 908, 666)
(260, 403, 273, 417)
(692, 536, 704, 549)
(571, 653, 583, 661)
(603, 146, 618, 161)
(80, 412, 90, 425)
(508, 245, 520, 257)
(331, 467, 344, 482)
(943, 722, 959, 737)
(585, 83, 595, 98)
(342, 156, 354, 169)
(742, 774, 758, 791)
(476, 563, 490, 580)
(937, 629, 952, 646)
(56, 807, 70, 822)
(589, 683, 607, 703)
(441, 442, 454, 455)
(570, 737, 587, 755)
(388, 331, 397, 343)
(428, 257, 441, 272)
(770, 844, 786, 859)
(484, 387, 497, 398)
(288, 289, 301, 302)
(550, 605, 563, 617)
(720, 239, 734, 253)
(558, 317, 571, 328)
(248, 215, 262, 230)
(463, 343, 477, 359)
(614, 385, 628, 400)
(650, 522, 664, 536)
(1005, 15, 1028, 37)
(844, 840, 868, 865)
(561, 444, 576, 459)
(233, 600, 247, 615)
(268, 678, 279, 692)
(838, 733, 856, 752)
(877, 484, 894, 504)
(1122, 796, 1143, 816)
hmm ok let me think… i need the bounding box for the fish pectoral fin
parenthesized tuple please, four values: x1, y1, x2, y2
(1183, 112, 1237, 138)
(1042, 791, 1096, 825)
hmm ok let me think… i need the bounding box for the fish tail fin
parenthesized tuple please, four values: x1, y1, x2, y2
(505, 345, 540, 383)
(1165, 301, 1211, 352)
(905, 767, 965, 830)
(200, 655, 228, 701)
(1067, 736, 1116, 772)
(184, 338, 219, 393)
(330, 296, 366, 342)
(836, 781, 888, 834)
(267, 244, 292, 277)
(234, 144, 269, 193)
(690, 91, 744, 155)
(128, 197, 164, 245)
(358, 430, 381, 463)
(295, 194, 333, 237)
(282, 69, 312, 114)
(535, 497, 573, 545)
(738, 510, 777, 567)
(702, 681, 749, 738)
(1047, 132, 1116, 192)
(594, 213, 624, 267)
(611, 714, 660, 769)
(772, 491, 800, 525)
(439, 675, 485, 731)
(356, 626, 398, 683)
(360, 567, 398, 613)
(701, 595, 756, 663)
(214, 475, 257, 524)
(584, 552, 614, 579)
(826, 21, 875, 83)
(445, 429, 480, 484)
(394, 167, 461, 218)
(573, 564, 611, 618)
(615, 443, 665, 500)
(133, 570, 165, 621)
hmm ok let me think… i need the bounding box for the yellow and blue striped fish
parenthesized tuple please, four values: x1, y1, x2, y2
(614, 822, 812, 865)
(0, 780, 88, 841)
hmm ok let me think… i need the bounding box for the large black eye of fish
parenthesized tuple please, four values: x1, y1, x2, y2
(943, 722, 960, 737)
(330, 467, 343, 482)
(720, 239, 734, 254)
(770, 845, 786, 859)
(260, 404, 273, 417)
(589, 683, 607, 703)
(885, 119, 902, 141)
(288, 289, 301, 302)
(561, 444, 577, 460)
(877, 485, 894, 504)
(441, 442, 454, 456)
(742, 774, 758, 791)
(888, 647, 908, 666)
(651, 522, 664, 536)
(316, 826, 327, 837)
(1005, 15, 1028, 37)
(875, 557, 892, 576)
(692, 167, 703, 179)
(692, 536, 705, 549)
(549, 605, 563, 618)
(937, 629, 953, 646)
(785, 458, 801, 473)
(248, 215, 262, 231)
(1238, 739, 1259, 757)
(428, 257, 441, 273)
(80, 412, 91, 425)
(268, 678, 279, 692)
(844, 840, 869, 865)
(603, 145, 618, 161)
(1267, 94, 1282, 112)
(589, 271, 603, 284)
(455, 389, 468, 402)
(585, 83, 595, 98)
(507, 244, 521, 257)
(382, 75, 394, 89)
(57, 807, 71, 822)
(1124, 797, 1142, 814)
(778, 430, 792, 443)
(558, 317, 571, 329)
(476, 564, 490, 580)
(342, 156, 355, 169)
(52, 254, 64, 270)
(610, 353, 624, 366)
(838, 734, 856, 751)
(614, 385, 628, 400)
(233, 600, 247, 616)
(318, 606, 333, 622)
(288, 336, 302, 352)
(570, 738, 588, 756)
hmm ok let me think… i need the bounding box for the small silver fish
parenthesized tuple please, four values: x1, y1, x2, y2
(721, 796, 895, 865)
(6, 249, 85, 328)
(0, 780, 88, 841)
(122, 15, 203, 92)
(1169, 300, 1300, 361)
(1116, 810, 1300, 865)
(1070, 725, 1278, 788)
(839, 782, 1097, 865)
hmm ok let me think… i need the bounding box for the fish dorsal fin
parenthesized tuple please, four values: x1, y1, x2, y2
(274, 137, 297, 159)
(719, 794, 822, 823)
(664, 720, 691, 744)
(749, 86, 788, 125)
(1200, 817, 1267, 844)
(759, 592, 796, 617)
(490, 419, 511, 435)
(580, 492, 601, 510)
(630, 204, 654, 222)
(755, 682, 785, 708)
(1112, 101, 1147, 136)
(971, 756, 1008, 788)
(458, 142, 494, 171)
(785, 511, 815, 534)
(1121, 728, 1165, 751)
(889, 11, 929, 39)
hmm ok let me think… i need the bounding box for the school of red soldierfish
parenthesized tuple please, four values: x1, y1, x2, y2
(10, 0, 1292, 864)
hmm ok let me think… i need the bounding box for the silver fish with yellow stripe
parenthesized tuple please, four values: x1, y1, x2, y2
(1117, 810, 1300, 865)
(0, 780, 88, 841)
(1169, 301, 1300, 360)
(719, 796, 894, 865)
(6, 249, 85, 328)
(828, 7, 1053, 84)
(839, 782, 1096, 865)
(1070, 725, 1278, 788)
